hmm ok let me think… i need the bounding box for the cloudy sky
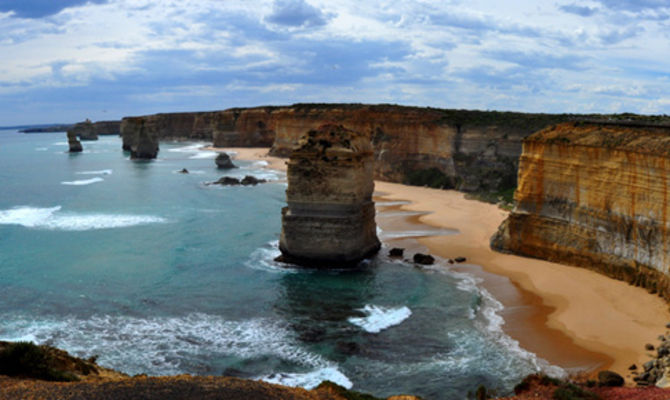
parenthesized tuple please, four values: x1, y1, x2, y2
(1, 0, 669, 125)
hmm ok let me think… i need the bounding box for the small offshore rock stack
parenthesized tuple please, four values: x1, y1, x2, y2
(492, 121, 670, 299)
(278, 123, 380, 267)
(121, 117, 159, 159)
(67, 119, 98, 141)
(66, 129, 82, 152)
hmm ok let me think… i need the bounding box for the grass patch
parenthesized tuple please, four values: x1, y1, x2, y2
(553, 383, 599, 400)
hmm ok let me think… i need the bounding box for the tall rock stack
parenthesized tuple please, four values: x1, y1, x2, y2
(492, 121, 670, 299)
(120, 117, 159, 159)
(67, 130, 83, 153)
(278, 124, 381, 267)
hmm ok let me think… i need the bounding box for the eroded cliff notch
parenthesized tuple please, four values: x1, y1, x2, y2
(278, 123, 380, 267)
(492, 121, 670, 300)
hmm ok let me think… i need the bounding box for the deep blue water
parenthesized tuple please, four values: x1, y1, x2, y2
(0, 130, 558, 399)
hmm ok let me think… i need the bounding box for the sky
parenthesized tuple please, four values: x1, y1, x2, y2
(0, 0, 669, 125)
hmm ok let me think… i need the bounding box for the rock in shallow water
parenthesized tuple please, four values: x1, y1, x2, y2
(413, 253, 435, 265)
(215, 153, 237, 169)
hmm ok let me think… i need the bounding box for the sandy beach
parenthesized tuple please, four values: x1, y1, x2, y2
(220, 147, 670, 379)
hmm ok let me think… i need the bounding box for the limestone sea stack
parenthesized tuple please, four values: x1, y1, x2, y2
(121, 117, 159, 159)
(215, 152, 237, 169)
(278, 124, 381, 267)
(492, 121, 670, 299)
(67, 130, 83, 152)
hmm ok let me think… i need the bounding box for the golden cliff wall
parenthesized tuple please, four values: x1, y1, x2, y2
(122, 104, 573, 192)
(492, 122, 670, 299)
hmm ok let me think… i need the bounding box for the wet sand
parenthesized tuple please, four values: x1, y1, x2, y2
(219, 147, 670, 379)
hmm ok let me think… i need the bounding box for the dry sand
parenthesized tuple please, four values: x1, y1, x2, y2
(219, 147, 670, 378)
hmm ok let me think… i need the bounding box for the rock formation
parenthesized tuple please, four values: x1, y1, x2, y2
(278, 124, 380, 267)
(67, 130, 82, 152)
(120, 104, 589, 193)
(67, 119, 97, 141)
(492, 121, 670, 300)
(121, 117, 159, 159)
(215, 153, 237, 169)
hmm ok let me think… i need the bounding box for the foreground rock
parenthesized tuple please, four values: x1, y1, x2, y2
(492, 122, 670, 300)
(215, 153, 237, 169)
(121, 117, 159, 159)
(278, 124, 380, 267)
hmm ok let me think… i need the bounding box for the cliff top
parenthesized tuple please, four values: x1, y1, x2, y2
(527, 122, 670, 157)
(292, 123, 373, 156)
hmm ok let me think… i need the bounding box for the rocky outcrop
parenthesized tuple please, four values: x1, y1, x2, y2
(278, 124, 380, 267)
(66, 119, 121, 142)
(492, 122, 670, 300)
(121, 117, 159, 159)
(67, 119, 97, 141)
(215, 153, 236, 169)
(67, 130, 82, 152)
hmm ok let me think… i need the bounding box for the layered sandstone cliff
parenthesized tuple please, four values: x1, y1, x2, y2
(122, 104, 576, 192)
(492, 122, 670, 299)
(278, 124, 380, 266)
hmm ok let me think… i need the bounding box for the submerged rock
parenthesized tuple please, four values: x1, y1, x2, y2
(208, 176, 266, 186)
(179, 168, 189, 174)
(215, 153, 237, 169)
(278, 123, 380, 267)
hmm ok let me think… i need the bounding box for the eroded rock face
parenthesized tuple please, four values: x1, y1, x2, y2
(492, 122, 670, 300)
(67, 130, 82, 153)
(278, 124, 380, 267)
(67, 119, 97, 141)
(121, 104, 582, 193)
(121, 117, 159, 159)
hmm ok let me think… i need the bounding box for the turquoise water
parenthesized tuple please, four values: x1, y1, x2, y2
(0, 130, 557, 399)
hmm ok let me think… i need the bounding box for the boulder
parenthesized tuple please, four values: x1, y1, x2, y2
(178, 168, 189, 174)
(240, 175, 266, 185)
(215, 153, 237, 169)
(454, 256, 467, 263)
(210, 177, 241, 185)
(413, 253, 435, 265)
(389, 248, 404, 258)
(597, 370, 624, 387)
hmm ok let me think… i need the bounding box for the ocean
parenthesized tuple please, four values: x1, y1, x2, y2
(0, 129, 560, 399)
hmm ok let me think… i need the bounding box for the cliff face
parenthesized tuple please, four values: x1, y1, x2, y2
(122, 104, 574, 192)
(492, 122, 670, 299)
(120, 111, 275, 148)
(67, 120, 97, 140)
(278, 124, 380, 266)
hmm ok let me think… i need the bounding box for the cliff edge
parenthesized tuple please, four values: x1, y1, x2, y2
(492, 121, 670, 300)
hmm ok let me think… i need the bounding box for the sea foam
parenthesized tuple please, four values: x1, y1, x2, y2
(0, 313, 349, 386)
(76, 169, 113, 175)
(0, 206, 167, 231)
(61, 177, 105, 185)
(348, 305, 412, 333)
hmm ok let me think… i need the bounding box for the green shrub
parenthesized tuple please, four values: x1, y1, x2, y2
(552, 383, 599, 400)
(0, 341, 78, 382)
(403, 168, 453, 189)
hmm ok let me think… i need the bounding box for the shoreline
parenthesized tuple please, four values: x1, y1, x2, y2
(219, 147, 670, 380)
